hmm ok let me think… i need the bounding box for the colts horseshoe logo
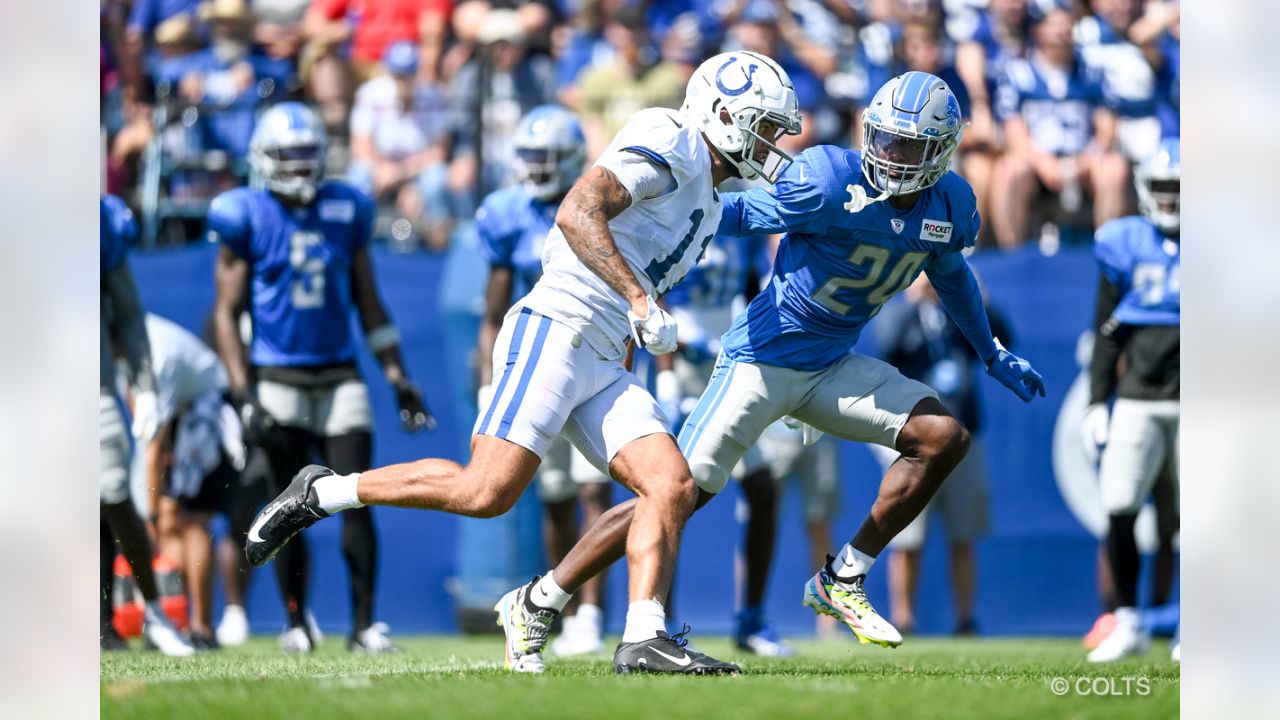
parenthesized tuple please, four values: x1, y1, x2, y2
(715, 56, 759, 97)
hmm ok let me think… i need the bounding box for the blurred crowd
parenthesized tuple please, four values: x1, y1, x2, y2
(101, 0, 1180, 251)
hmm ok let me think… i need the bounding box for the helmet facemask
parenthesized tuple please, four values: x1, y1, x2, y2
(861, 119, 958, 196)
(723, 108, 801, 182)
(516, 144, 580, 202)
(253, 142, 325, 203)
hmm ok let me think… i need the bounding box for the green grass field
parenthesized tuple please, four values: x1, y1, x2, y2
(101, 635, 1178, 719)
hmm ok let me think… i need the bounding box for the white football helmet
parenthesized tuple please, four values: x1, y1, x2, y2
(249, 102, 327, 204)
(682, 51, 801, 182)
(861, 71, 963, 196)
(1135, 137, 1179, 235)
(514, 105, 586, 202)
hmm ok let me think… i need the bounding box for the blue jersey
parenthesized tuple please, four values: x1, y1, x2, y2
(101, 195, 136, 277)
(996, 55, 1108, 155)
(475, 185, 557, 300)
(719, 146, 979, 371)
(1095, 216, 1180, 327)
(208, 182, 373, 367)
(1075, 14, 1158, 119)
(664, 231, 765, 310)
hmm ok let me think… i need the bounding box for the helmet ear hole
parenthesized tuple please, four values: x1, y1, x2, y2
(718, 107, 734, 126)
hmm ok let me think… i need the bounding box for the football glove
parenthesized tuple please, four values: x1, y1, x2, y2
(131, 389, 159, 444)
(985, 339, 1046, 403)
(1081, 403, 1110, 464)
(230, 388, 283, 449)
(627, 297, 678, 355)
(393, 378, 434, 432)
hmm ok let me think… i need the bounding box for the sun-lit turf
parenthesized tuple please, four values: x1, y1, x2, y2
(101, 635, 1178, 719)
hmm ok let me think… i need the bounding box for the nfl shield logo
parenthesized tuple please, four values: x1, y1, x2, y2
(891, 219, 905, 234)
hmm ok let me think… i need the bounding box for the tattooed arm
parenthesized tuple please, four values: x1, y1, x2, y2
(555, 166, 649, 313)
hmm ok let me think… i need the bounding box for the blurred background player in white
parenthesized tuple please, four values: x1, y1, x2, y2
(211, 103, 432, 653)
(244, 50, 800, 676)
(873, 274, 1013, 637)
(138, 312, 245, 650)
(1083, 137, 1179, 663)
(473, 105, 609, 657)
(100, 194, 194, 657)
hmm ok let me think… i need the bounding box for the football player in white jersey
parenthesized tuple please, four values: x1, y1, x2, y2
(246, 51, 801, 675)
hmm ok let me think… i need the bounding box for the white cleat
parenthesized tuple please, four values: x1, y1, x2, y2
(494, 579, 559, 673)
(550, 606, 604, 657)
(143, 601, 195, 657)
(350, 622, 399, 653)
(279, 625, 314, 654)
(216, 604, 250, 647)
(1087, 608, 1149, 662)
(802, 559, 902, 648)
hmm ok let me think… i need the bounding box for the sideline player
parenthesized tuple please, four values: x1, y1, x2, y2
(1082, 138, 1180, 663)
(245, 51, 802, 675)
(530, 71, 1046, 653)
(211, 103, 431, 653)
(100, 195, 194, 656)
(475, 105, 610, 656)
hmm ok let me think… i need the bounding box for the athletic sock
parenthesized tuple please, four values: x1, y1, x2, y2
(832, 543, 876, 582)
(529, 571, 572, 612)
(313, 473, 364, 514)
(622, 599, 667, 643)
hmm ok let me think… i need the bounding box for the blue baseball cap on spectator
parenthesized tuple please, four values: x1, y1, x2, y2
(384, 41, 419, 76)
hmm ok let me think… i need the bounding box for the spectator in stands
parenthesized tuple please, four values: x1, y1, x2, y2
(178, 0, 264, 158)
(576, 3, 688, 159)
(451, 0, 557, 54)
(301, 0, 453, 136)
(955, 0, 1032, 248)
(989, 4, 1127, 249)
(1074, 0, 1166, 163)
(249, 0, 312, 98)
(874, 273, 1012, 636)
(448, 9, 555, 205)
(553, 0, 617, 110)
(348, 41, 455, 250)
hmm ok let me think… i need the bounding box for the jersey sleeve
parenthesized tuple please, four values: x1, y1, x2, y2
(1093, 219, 1132, 288)
(207, 190, 254, 259)
(719, 149, 830, 236)
(351, 186, 375, 251)
(596, 150, 678, 204)
(475, 194, 518, 267)
(943, 175, 981, 253)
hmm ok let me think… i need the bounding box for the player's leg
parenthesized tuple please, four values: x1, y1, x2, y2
(797, 438, 841, 638)
(549, 445, 611, 657)
(733, 424, 794, 656)
(260, 419, 318, 650)
(793, 355, 964, 647)
(1088, 398, 1167, 662)
(179, 509, 217, 646)
(874, 438, 927, 635)
(217, 444, 267, 647)
(937, 440, 989, 635)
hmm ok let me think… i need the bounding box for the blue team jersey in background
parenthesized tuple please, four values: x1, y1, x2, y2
(996, 55, 1108, 156)
(101, 194, 136, 277)
(207, 181, 373, 367)
(719, 145, 979, 371)
(475, 185, 557, 299)
(664, 231, 765, 310)
(1094, 216, 1180, 326)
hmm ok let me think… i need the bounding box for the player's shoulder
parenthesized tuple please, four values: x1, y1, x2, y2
(612, 107, 700, 169)
(933, 171, 978, 215)
(1095, 215, 1152, 249)
(100, 194, 138, 240)
(316, 180, 374, 221)
(477, 185, 532, 233)
(208, 186, 261, 224)
(317, 179, 372, 205)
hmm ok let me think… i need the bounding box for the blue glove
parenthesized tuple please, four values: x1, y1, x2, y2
(986, 339, 1046, 403)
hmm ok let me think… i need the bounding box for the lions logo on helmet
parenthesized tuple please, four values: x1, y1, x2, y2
(1135, 138, 1179, 235)
(861, 71, 964, 196)
(249, 102, 328, 204)
(514, 105, 587, 202)
(682, 51, 802, 183)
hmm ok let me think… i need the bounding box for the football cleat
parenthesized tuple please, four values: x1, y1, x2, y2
(734, 609, 795, 657)
(245, 464, 332, 567)
(803, 556, 903, 648)
(349, 622, 399, 653)
(1083, 611, 1117, 650)
(1087, 608, 1149, 662)
(550, 606, 604, 657)
(494, 578, 559, 673)
(279, 625, 314, 654)
(614, 625, 741, 675)
(142, 601, 195, 656)
(190, 631, 221, 651)
(101, 624, 128, 652)
(215, 604, 250, 647)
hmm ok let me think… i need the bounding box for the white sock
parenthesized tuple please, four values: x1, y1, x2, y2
(622, 599, 667, 643)
(313, 472, 364, 514)
(529, 571, 572, 612)
(833, 543, 876, 580)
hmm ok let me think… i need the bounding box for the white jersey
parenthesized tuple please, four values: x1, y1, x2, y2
(145, 314, 229, 424)
(522, 107, 723, 361)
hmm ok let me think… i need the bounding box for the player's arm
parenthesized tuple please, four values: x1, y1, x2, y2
(352, 246, 433, 431)
(478, 265, 513, 385)
(926, 251, 1045, 401)
(104, 262, 156, 396)
(1089, 273, 1125, 405)
(556, 166, 648, 311)
(213, 246, 252, 394)
(719, 153, 825, 237)
(143, 420, 173, 539)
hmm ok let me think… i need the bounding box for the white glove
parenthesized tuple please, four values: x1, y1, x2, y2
(783, 415, 825, 446)
(132, 390, 159, 444)
(477, 384, 496, 412)
(627, 296, 678, 355)
(1081, 403, 1110, 464)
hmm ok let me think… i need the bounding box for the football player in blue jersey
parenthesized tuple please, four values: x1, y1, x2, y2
(100, 195, 196, 657)
(534, 71, 1046, 649)
(210, 103, 431, 654)
(474, 105, 611, 656)
(1082, 138, 1180, 663)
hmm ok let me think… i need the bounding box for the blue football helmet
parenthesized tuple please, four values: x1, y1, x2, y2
(861, 71, 963, 196)
(1135, 137, 1179, 235)
(249, 102, 327, 204)
(513, 105, 586, 202)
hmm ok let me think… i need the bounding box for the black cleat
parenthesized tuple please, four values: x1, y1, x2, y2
(245, 464, 332, 566)
(613, 625, 741, 675)
(101, 625, 128, 652)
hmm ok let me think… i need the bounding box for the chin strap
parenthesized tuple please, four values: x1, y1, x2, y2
(844, 184, 891, 213)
